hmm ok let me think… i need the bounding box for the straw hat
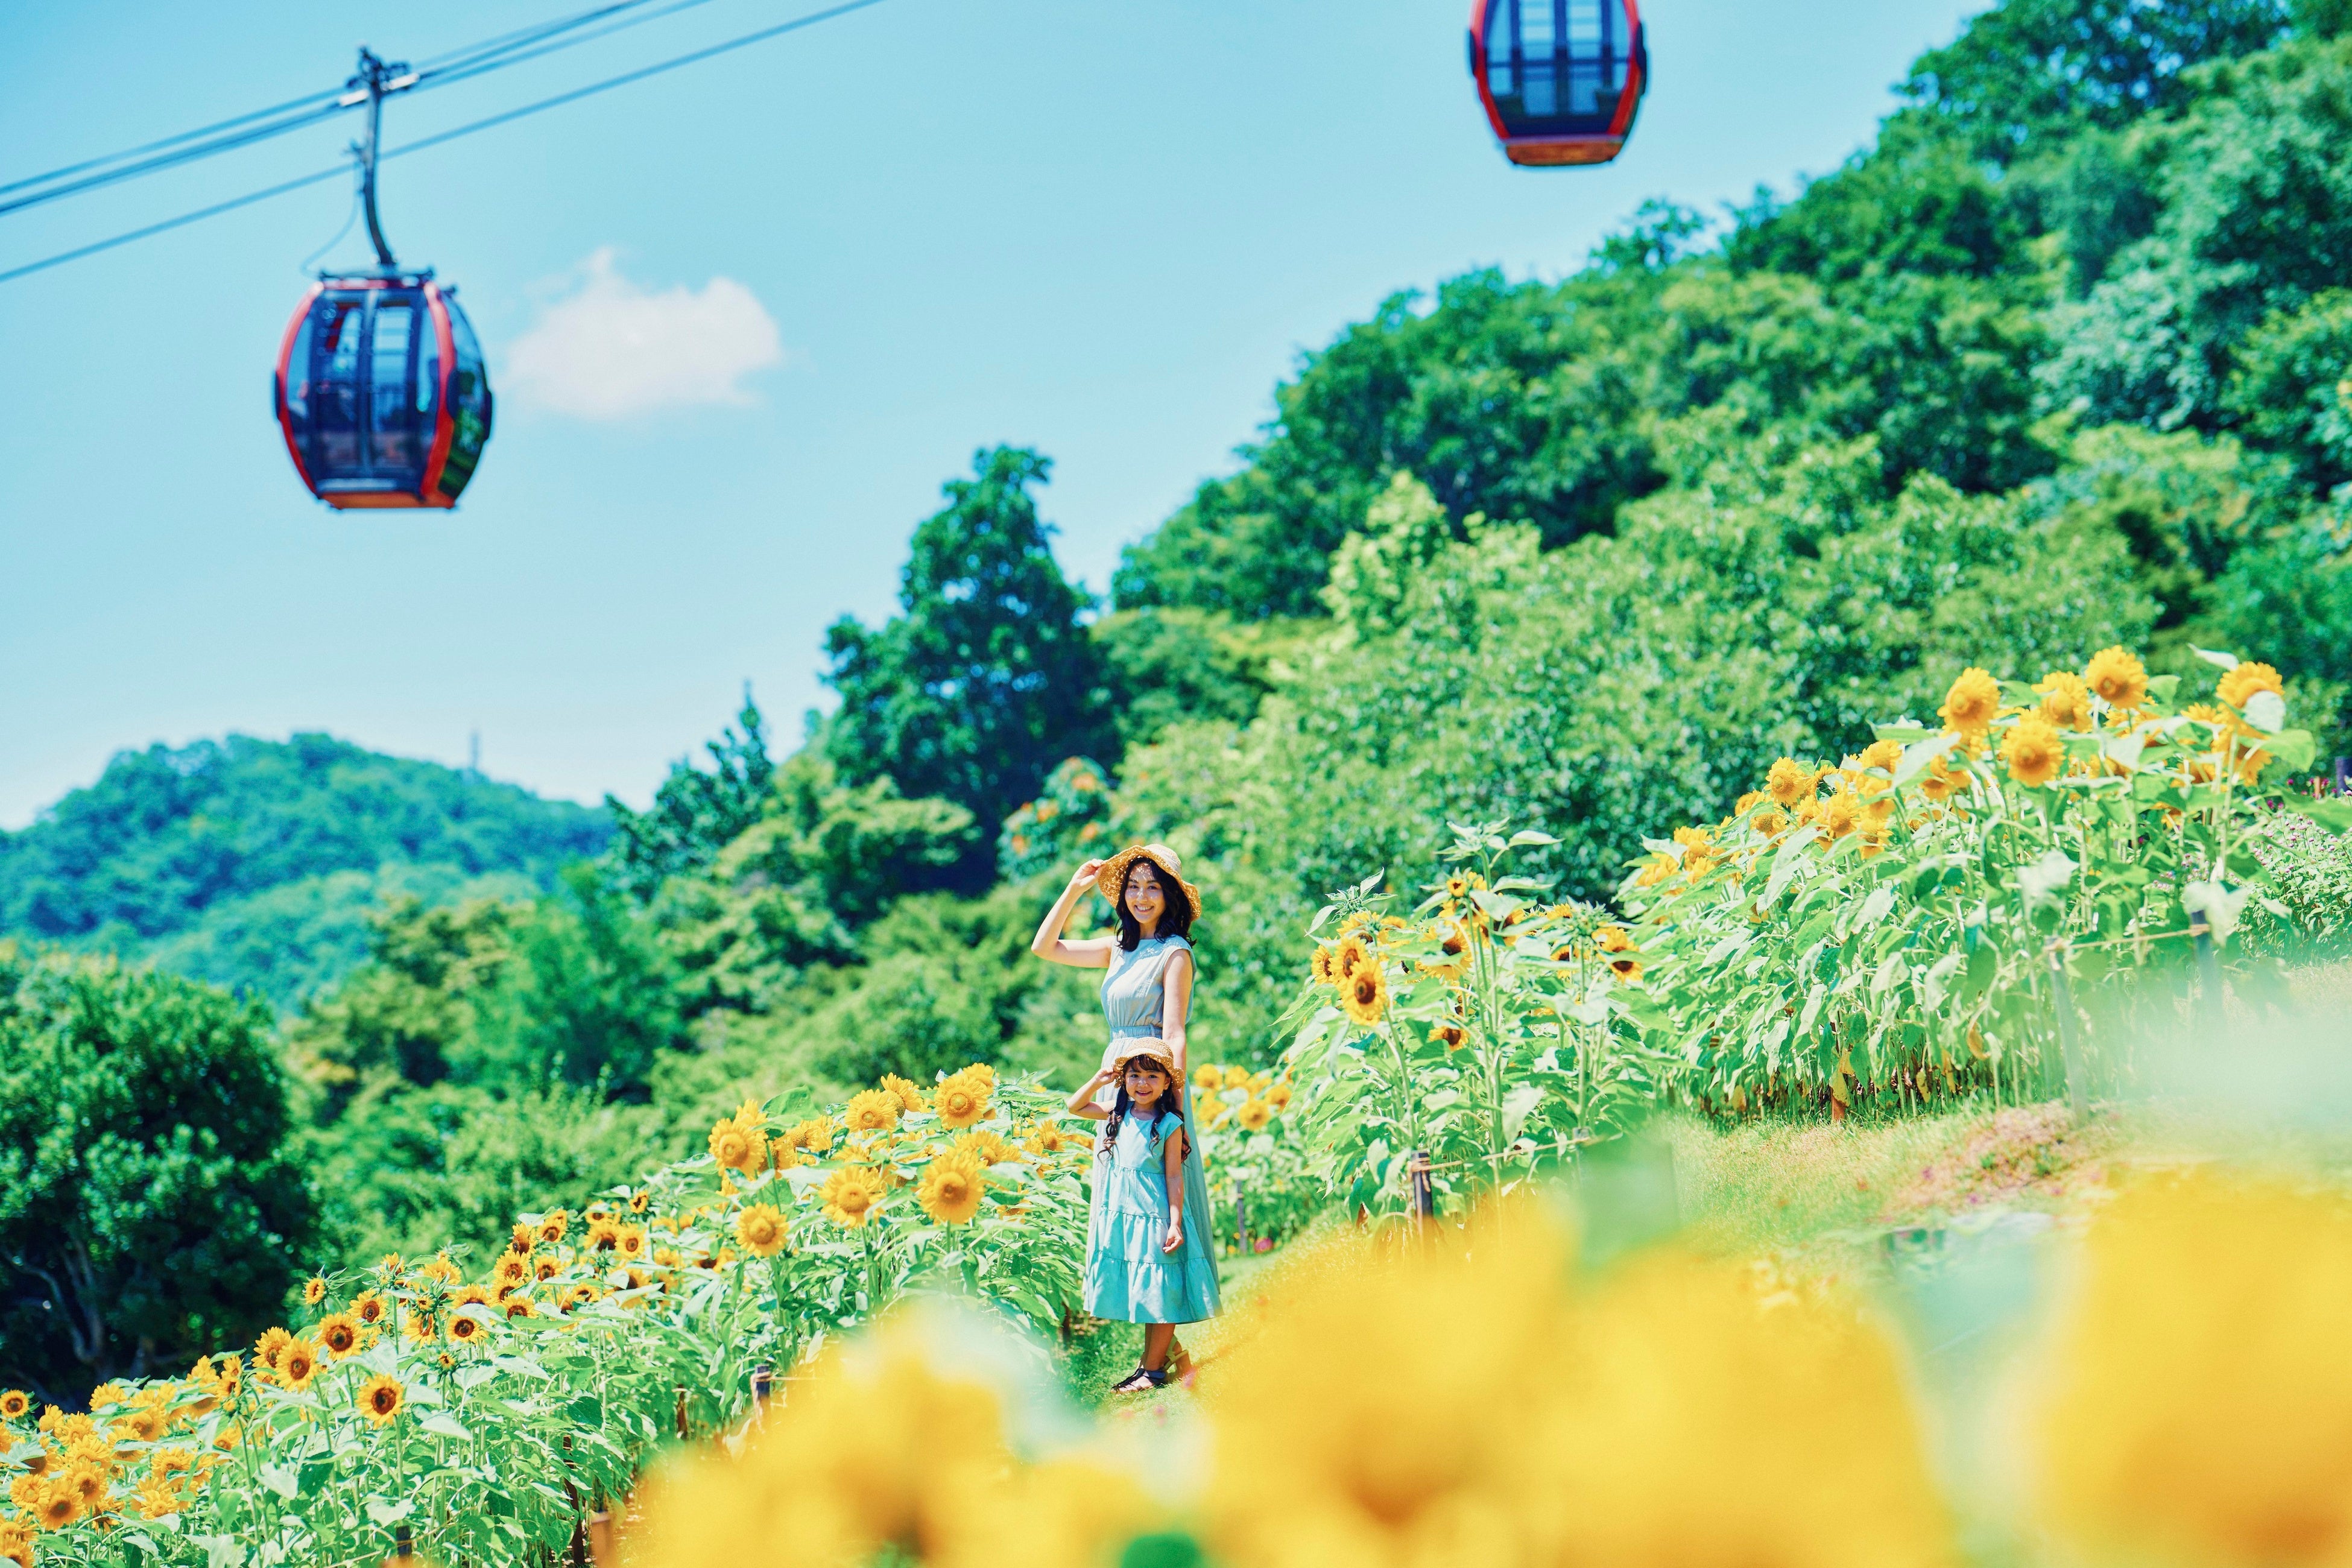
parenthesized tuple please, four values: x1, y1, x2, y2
(1107, 1037, 1181, 1078)
(1095, 842, 1203, 921)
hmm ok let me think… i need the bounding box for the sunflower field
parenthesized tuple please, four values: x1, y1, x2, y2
(1276, 825, 1676, 1216)
(1185, 1064, 1318, 1254)
(1268, 645, 2352, 1216)
(1616, 645, 2348, 1120)
(0, 1066, 1090, 1568)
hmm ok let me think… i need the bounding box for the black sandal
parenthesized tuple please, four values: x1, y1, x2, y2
(1111, 1365, 1169, 1394)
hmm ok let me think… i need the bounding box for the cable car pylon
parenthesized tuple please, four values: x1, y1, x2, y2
(273, 48, 492, 510)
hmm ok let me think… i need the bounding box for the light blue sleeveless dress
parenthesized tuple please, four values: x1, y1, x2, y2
(1083, 934, 1222, 1324)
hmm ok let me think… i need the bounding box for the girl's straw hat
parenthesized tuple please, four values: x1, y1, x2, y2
(1096, 842, 1203, 920)
(1110, 1038, 1181, 1076)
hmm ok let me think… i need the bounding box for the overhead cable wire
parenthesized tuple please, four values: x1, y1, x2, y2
(0, 100, 353, 218)
(0, 83, 348, 199)
(0, 0, 891, 287)
(0, 0, 709, 215)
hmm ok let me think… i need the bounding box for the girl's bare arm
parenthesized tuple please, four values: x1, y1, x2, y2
(1031, 861, 1118, 969)
(1066, 1065, 1117, 1120)
(1160, 1128, 1186, 1253)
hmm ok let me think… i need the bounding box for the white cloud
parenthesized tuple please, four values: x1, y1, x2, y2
(505, 248, 783, 419)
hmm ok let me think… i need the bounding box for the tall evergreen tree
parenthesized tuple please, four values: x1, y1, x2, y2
(604, 692, 775, 900)
(822, 447, 1114, 888)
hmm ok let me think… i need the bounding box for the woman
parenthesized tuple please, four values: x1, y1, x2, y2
(1031, 842, 1222, 1391)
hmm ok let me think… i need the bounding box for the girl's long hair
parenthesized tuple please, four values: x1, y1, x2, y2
(1116, 859, 1194, 952)
(1098, 1072, 1187, 1157)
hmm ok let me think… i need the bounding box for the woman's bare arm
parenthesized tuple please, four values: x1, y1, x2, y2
(1031, 860, 1118, 969)
(1161, 949, 1193, 1075)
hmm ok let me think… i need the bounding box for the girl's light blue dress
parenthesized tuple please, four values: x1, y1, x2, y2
(1083, 934, 1223, 1324)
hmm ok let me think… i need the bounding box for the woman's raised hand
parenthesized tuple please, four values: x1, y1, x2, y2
(1070, 858, 1105, 891)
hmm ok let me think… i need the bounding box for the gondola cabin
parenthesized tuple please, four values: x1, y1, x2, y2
(273, 273, 491, 508)
(1468, 0, 1648, 168)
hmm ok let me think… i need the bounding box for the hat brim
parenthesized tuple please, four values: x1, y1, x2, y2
(1095, 846, 1203, 920)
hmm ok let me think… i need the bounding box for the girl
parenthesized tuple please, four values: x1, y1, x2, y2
(1033, 842, 1221, 1392)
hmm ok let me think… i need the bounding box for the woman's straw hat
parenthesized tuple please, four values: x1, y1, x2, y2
(1096, 842, 1203, 920)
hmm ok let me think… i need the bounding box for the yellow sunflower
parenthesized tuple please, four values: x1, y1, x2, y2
(0, 1390, 29, 1421)
(1332, 932, 1374, 982)
(493, 1253, 530, 1288)
(314, 1312, 362, 1361)
(1421, 917, 1472, 979)
(350, 1289, 387, 1326)
(1341, 964, 1388, 1027)
(1192, 1064, 1221, 1092)
(537, 1210, 569, 1246)
(955, 1128, 1022, 1166)
(2217, 660, 2283, 712)
(822, 1166, 888, 1228)
(707, 1114, 768, 1175)
(735, 1204, 789, 1259)
(253, 1326, 292, 1372)
(616, 1224, 648, 1261)
(1237, 1099, 1274, 1132)
(879, 1073, 927, 1113)
(1267, 1080, 1294, 1108)
(447, 1310, 488, 1344)
(1938, 666, 2001, 737)
(917, 1152, 987, 1226)
(401, 1309, 439, 1346)
(1854, 738, 1902, 774)
(1309, 944, 1340, 987)
(934, 1076, 990, 1130)
(2035, 669, 2093, 730)
(357, 1374, 404, 1427)
(2002, 715, 2065, 788)
(279, 1338, 320, 1391)
(1765, 756, 1814, 807)
(2084, 646, 2148, 711)
(844, 1089, 901, 1134)
(32, 1478, 80, 1531)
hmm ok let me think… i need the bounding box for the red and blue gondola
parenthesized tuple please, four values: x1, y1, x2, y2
(1468, 0, 1648, 168)
(273, 272, 492, 510)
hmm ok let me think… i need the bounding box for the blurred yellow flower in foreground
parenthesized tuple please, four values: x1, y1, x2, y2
(628, 1317, 1156, 1568)
(1551, 1254, 1952, 1568)
(1203, 1210, 1574, 1568)
(1202, 1203, 1950, 1568)
(2034, 1172, 2352, 1567)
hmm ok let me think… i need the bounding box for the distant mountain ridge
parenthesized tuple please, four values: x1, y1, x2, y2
(0, 733, 610, 1002)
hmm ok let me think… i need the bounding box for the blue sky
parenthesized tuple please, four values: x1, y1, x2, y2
(0, 0, 1984, 828)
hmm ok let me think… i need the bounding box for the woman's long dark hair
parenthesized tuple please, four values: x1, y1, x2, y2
(1115, 858, 1194, 952)
(1098, 1069, 1187, 1157)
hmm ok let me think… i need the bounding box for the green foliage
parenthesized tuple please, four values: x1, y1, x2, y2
(307, 1079, 655, 1265)
(0, 949, 316, 1402)
(1115, 431, 2158, 1050)
(823, 446, 1117, 884)
(457, 868, 686, 1098)
(604, 692, 776, 901)
(0, 734, 606, 1002)
(999, 756, 1114, 879)
(1898, 0, 2289, 159)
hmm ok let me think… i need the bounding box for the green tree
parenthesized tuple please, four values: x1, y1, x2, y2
(455, 868, 686, 1098)
(604, 692, 776, 900)
(0, 948, 317, 1402)
(822, 447, 1114, 885)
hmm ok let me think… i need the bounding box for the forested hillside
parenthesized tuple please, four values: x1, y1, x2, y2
(11, 0, 2352, 1398)
(0, 735, 608, 1002)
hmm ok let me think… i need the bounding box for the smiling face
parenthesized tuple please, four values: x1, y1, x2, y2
(1124, 862, 1168, 932)
(1122, 1059, 1170, 1107)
